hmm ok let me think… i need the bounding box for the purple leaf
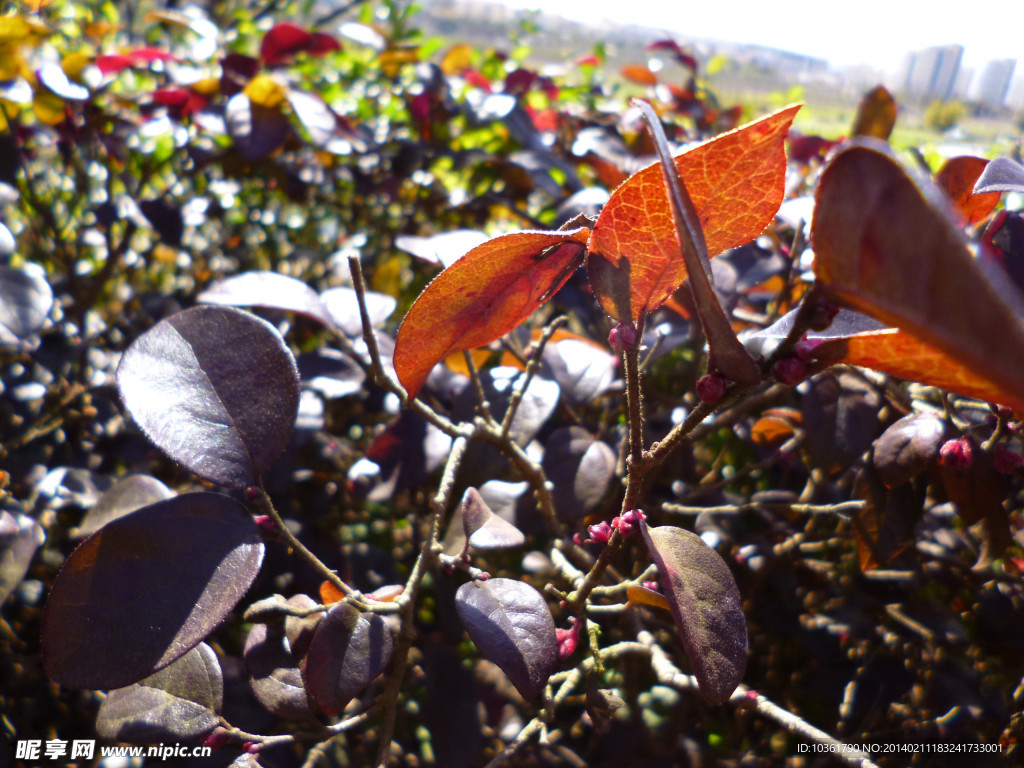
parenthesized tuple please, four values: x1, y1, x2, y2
(225, 94, 291, 161)
(302, 603, 393, 716)
(973, 156, 1024, 195)
(542, 427, 616, 521)
(198, 271, 334, 327)
(0, 511, 45, 604)
(0, 265, 53, 345)
(41, 493, 264, 690)
(73, 475, 175, 539)
(459, 487, 525, 550)
(640, 524, 746, 705)
(116, 306, 300, 488)
(872, 414, 947, 488)
(803, 372, 883, 475)
(95, 642, 222, 742)
(541, 338, 615, 405)
(455, 578, 556, 700)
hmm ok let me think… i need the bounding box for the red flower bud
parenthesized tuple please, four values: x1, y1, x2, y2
(608, 322, 638, 352)
(202, 728, 228, 751)
(586, 521, 613, 545)
(696, 373, 727, 403)
(939, 437, 972, 470)
(773, 356, 806, 385)
(556, 616, 581, 660)
(252, 515, 277, 534)
(793, 336, 824, 363)
(612, 509, 645, 536)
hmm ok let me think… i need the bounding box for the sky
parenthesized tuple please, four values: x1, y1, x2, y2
(497, 0, 1021, 73)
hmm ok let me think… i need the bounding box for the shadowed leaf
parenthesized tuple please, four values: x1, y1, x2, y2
(802, 373, 882, 475)
(542, 427, 616, 521)
(96, 643, 222, 742)
(812, 140, 1024, 412)
(588, 104, 798, 324)
(872, 413, 947, 488)
(640, 524, 746, 705)
(303, 603, 393, 716)
(117, 306, 300, 488)
(42, 493, 264, 690)
(455, 578, 556, 700)
(394, 229, 588, 397)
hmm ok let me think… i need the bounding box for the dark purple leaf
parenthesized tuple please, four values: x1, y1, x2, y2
(640, 524, 746, 705)
(872, 414, 947, 488)
(302, 603, 393, 716)
(197, 271, 334, 327)
(244, 594, 321, 720)
(225, 94, 291, 161)
(0, 511, 44, 603)
(541, 338, 615, 405)
(116, 306, 300, 488)
(42, 493, 264, 690)
(95, 642, 222, 741)
(297, 349, 365, 399)
(73, 475, 175, 539)
(542, 427, 616, 521)
(455, 578, 556, 700)
(973, 156, 1024, 195)
(354, 411, 452, 502)
(802, 372, 883, 474)
(320, 286, 396, 338)
(138, 199, 185, 247)
(0, 265, 53, 344)
(459, 487, 525, 550)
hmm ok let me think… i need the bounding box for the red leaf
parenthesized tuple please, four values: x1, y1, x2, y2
(394, 229, 589, 397)
(935, 156, 1001, 226)
(620, 65, 658, 86)
(260, 23, 337, 66)
(812, 140, 1024, 411)
(587, 104, 799, 322)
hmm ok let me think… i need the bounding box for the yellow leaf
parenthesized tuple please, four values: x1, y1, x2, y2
(440, 43, 473, 75)
(243, 74, 286, 109)
(32, 89, 65, 126)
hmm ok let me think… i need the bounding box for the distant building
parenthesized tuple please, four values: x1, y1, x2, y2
(969, 59, 1017, 108)
(900, 45, 964, 102)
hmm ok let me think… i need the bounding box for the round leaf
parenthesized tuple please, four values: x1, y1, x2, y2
(95, 642, 223, 742)
(872, 413, 947, 488)
(640, 524, 746, 705)
(0, 264, 53, 344)
(116, 306, 300, 488)
(73, 474, 175, 539)
(455, 577, 556, 700)
(197, 271, 334, 328)
(42, 493, 264, 690)
(302, 603, 393, 716)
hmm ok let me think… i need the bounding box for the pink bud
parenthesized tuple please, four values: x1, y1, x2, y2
(252, 515, 277, 534)
(243, 742, 261, 755)
(994, 446, 1022, 474)
(641, 580, 660, 592)
(696, 373, 727, 403)
(556, 616, 580, 660)
(773, 356, 806, 385)
(807, 298, 840, 331)
(586, 521, 613, 545)
(202, 728, 228, 751)
(612, 509, 645, 537)
(608, 322, 638, 352)
(939, 437, 972, 470)
(793, 336, 824, 363)
(244, 486, 261, 500)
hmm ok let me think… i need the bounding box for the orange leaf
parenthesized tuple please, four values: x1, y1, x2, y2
(319, 580, 345, 604)
(587, 104, 799, 322)
(626, 584, 671, 611)
(851, 85, 896, 141)
(621, 65, 658, 86)
(819, 329, 1024, 411)
(394, 229, 589, 397)
(751, 415, 794, 446)
(934, 156, 1001, 226)
(812, 140, 1024, 411)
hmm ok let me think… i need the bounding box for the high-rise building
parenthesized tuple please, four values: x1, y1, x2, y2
(900, 45, 964, 102)
(969, 59, 1017, 108)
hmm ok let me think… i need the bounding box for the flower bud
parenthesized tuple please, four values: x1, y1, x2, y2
(586, 521, 613, 545)
(939, 437, 972, 470)
(773, 356, 806, 386)
(608, 322, 638, 352)
(696, 373, 727, 403)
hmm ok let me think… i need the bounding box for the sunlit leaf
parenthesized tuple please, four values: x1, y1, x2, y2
(394, 229, 589, 397)
(73, 475, 175, 539)
(302, 603, 393, 716)
(0, 511, 44, 604)
(0, 264, 53, 344)
(197, 271, 334, 327)
(96, 643, 222, 741)
(640, 524, 746, 705)
(872, 413, 947, 488)
(116, 306, 300, 488)
(850, 85, 896, 141)
(973, 156, 1024, 195)
(42, 493, 264, 690)
(588, 104, 799, 323)
(812, 140, 1024, 412)
(542, 427, 616, 521)
(935, 156, 1000, 225)
(455, 578, 557, 700)
(458, 487, 525, 550)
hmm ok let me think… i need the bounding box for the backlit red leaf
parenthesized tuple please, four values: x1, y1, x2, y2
(812, 140, 1024, 412)
(393, 229, 589, 397)
(587, 104, 799, 322)
(935, 156, 1000, 225)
